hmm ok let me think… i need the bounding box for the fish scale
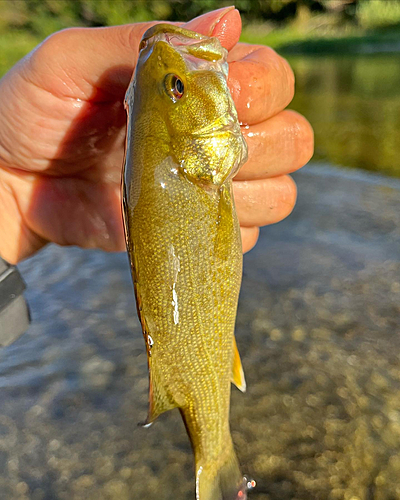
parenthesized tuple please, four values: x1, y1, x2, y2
(123, 24, 248, 500)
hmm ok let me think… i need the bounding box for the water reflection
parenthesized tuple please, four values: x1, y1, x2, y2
(288, 54, 400, 177)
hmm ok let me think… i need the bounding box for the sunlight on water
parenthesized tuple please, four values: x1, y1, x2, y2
(288, 54, 400, 178)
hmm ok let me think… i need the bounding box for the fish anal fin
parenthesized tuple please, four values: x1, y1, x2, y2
(232, 336, 246, 393)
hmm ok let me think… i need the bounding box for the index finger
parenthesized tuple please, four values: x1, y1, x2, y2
(228, 43, 294, 125)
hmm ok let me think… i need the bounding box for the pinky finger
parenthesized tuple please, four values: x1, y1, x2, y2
(241, 226, 259, 254)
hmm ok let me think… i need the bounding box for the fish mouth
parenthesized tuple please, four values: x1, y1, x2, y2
(140, 23, 229, 79)
(141, 23, 227, 65)
(191, 112, 240, 138)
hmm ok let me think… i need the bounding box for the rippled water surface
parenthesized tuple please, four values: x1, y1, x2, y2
(1, 165, 400, 499)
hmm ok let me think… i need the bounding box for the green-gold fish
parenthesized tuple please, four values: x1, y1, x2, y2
(122, 24, 248, 500)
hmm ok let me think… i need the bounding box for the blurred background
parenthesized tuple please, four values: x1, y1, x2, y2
(1, 0, 400, 177)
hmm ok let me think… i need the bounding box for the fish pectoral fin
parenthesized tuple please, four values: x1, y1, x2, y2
(232, 336, 246, 393)
(214, 183, 234, 260)
(143, 364, 179, 425)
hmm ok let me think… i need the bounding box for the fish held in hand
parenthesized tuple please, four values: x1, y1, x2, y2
(123, 24, 248, 500)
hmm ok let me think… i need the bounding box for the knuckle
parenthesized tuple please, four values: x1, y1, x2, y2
(296, 115, 314, 166)
(241, 226, 259, 254)
(262, 47, 295, 104)
(261, 176, 297, 226)
(38, 28, 80, 54)
(273, 55, 295, 106)
(276, 175, 297, 222)
(286, 175, 298, 205)
(283, 169, 296, 192)
(30, 28, 82, 71)
(303, 118, 315, 161)
(284, 110, 314, 167)
(123, 23, 151, 53)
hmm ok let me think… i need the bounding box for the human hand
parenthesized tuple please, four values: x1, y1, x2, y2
(0, 7, 313, 264)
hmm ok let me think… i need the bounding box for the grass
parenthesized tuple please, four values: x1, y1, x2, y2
(2, 5, 400, 78)
(0, 32, 42, 76)
(240, 0, 400, 53)
(2, 13, 400, 79)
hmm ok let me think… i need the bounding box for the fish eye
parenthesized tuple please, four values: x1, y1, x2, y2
(164, 74, 185, 102)
(175, 78, 183, 94)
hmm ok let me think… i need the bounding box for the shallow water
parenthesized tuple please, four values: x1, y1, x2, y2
(288, 54, 400, 178)
(1, 164, 399, 499)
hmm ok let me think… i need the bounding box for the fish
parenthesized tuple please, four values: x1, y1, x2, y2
(122, 24, 249, 500)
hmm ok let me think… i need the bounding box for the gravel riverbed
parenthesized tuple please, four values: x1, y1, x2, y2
(0, 164, 399, 500)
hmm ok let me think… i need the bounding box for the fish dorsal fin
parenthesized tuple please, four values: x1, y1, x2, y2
(232, 336, 246, 393)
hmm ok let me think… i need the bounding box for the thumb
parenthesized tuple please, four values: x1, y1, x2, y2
(184, 6, 241, 50)
(17, 7, 241, 102)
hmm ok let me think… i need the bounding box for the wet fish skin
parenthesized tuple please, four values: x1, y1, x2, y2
(123, 24, 248, 500)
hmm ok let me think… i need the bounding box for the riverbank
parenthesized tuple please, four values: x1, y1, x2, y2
(241, 22, 400, 55)
(2, 19, 400, 78)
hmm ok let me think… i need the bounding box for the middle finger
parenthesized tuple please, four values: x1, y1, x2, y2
(236, 109, 314, 181)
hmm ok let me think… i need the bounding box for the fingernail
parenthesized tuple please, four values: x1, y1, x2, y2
(185, 6, 235, 35)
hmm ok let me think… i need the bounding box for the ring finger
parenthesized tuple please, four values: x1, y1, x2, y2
(234, 174, 297, 227)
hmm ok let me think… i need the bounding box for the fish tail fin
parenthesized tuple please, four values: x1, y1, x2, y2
(196, 441, 246, 500)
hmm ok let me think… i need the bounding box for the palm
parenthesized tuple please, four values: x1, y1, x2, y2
(0, 36, 138, 258)
(0, 9, 313, 264)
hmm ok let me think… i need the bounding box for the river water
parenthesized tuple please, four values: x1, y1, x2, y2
(289, 53, 400, 178)
(0, 164, 399, 499)
(1, 53, 400, 499)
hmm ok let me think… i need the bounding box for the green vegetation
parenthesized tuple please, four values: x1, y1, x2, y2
(1, 0, 400, 76)
(241, 24, 400, 55)
(0, 32, 39, 76)
(240, 0, 400, 53)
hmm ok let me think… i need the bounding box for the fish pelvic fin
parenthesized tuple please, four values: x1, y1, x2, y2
(139, 343, 183, 427)
(144, 372, 176, 425)
(232, 337, 246, 393)
(196, 442, 246, 500)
